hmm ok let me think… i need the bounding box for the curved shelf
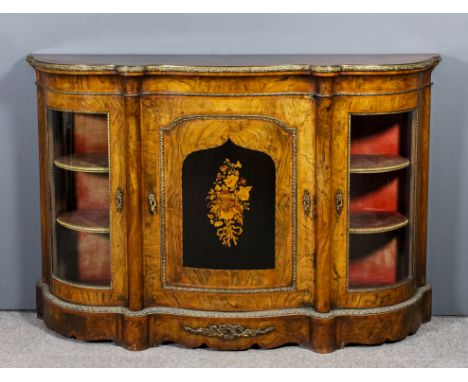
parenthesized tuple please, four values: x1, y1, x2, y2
(54, 153, 109, 173)
(350, 154, 410, 174)
(56, 209, 109, 234)
(350, 211, 408, 234)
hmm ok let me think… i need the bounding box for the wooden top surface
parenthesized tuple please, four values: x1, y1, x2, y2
(27, 54, 441, 74)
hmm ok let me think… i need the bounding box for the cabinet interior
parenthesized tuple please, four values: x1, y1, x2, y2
(348, 112, 413, 289)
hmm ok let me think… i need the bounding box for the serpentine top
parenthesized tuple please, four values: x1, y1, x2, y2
(27, 54, 441, 74)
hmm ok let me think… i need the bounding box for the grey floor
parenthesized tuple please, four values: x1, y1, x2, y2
(0, 312, 467, 367)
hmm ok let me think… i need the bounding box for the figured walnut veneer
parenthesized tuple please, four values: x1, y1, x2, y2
(29, 54, 439, 352)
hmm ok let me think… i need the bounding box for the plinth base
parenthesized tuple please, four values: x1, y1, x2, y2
(36, 281, 431, 353)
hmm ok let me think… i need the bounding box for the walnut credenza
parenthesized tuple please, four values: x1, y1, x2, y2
(28, 54, 440, 352)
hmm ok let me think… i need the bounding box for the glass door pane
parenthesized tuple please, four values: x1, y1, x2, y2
(348, 112, 414, 289)
(48, 110, 111, 286)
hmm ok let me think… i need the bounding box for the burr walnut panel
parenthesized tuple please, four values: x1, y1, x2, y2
(160, 117, 294, 289)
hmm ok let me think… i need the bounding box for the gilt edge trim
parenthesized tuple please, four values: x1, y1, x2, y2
(27, 55, 441, 74)
(38, 281, 431, 319)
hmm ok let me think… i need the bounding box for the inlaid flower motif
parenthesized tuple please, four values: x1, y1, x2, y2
(237, 186, 252, 202)
(207, 158, 252, 247)
(224, 175, 239, 190)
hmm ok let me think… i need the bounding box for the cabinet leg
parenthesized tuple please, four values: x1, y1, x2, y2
(36, 281, 44, 318)
(309, 317, 338, 353)
(422, 288, 432, 323)
(120, 315, 150, 351)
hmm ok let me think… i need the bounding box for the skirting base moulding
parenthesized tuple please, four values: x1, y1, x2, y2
(28, 54, 440, 352)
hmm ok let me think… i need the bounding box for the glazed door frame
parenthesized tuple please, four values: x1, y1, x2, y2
(141, 90, 315, 311)
(42, 91, 128, 306)
(330, 91, 422, 309)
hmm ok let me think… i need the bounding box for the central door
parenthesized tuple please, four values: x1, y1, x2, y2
(141, 84, 315, 311)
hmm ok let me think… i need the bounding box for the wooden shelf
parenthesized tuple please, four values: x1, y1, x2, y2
(350, 211, 408, 234)
(56, 209, 109, 234)
(54, 153, 109, 173)
(350, 154, 409, 174)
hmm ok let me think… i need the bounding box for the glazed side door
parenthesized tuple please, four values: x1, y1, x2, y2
(141, 75, 315, 311)
(42, 89, 127, 306)
(331, 89, 422, 309)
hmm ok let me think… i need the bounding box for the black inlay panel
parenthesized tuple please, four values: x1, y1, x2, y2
(182, 139, 276, 270)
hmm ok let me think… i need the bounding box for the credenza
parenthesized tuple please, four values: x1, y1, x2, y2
(28, 54, 440, 352)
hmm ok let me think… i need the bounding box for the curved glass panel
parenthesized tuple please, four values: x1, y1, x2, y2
(348, 112, 415, 289)
(48, 110, 111, 286)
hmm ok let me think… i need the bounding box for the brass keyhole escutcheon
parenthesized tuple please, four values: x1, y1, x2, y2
(336, 189, 343, 215)
(116, 187, 124, 213)
(148, 191, 157, 214)
(303, 190, 312, 217)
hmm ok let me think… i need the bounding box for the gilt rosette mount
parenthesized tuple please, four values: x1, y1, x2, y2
(183, 324, 275, 341)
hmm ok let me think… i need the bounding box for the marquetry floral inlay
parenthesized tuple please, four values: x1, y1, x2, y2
(206, 158, 252, 247)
